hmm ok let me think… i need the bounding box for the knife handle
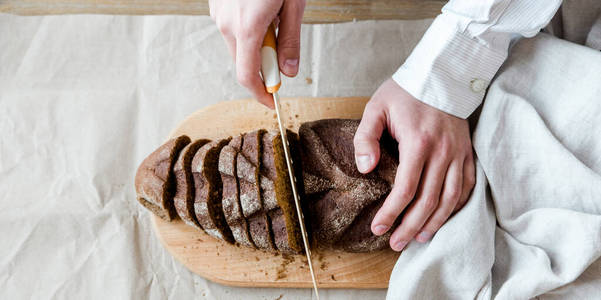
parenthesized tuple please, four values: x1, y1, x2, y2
(261, 23, 281, 94)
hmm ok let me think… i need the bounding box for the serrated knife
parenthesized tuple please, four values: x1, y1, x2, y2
(260, 23, 319, 299)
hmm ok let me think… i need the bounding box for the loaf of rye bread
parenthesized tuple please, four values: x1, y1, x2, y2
(134, 119, 400, 253)
(135, 135, 191, 221)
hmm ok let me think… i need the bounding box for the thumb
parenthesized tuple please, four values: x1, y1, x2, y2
(277, 0, 305, 77)
(354, 103, 386, 174)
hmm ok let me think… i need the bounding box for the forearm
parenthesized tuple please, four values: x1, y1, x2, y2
(393, 0, 562, 118)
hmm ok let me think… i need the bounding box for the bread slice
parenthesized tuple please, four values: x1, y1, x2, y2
(173, 139, 210, 228)
(192, 138, 234, 243)
(219, 135, 255, 248)
(237, 130, 276, 251)
(261, 130, 304, 253)
(135, 135, 191, 221)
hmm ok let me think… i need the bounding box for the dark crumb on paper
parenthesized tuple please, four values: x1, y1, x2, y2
(331, 274, 336, 281)
(305, 77, 313, 84)
(275, 294, 284, 300)
(197, 238, 203, 242)
(255, 256, 260, 261)
(320, 261, 328, 271)
(295, 114, 299, 118)
(265, 271, 268, 275)
(337, 255, 341, 259)
(216, 252, 220, 256)
(273, 113, 277, 119)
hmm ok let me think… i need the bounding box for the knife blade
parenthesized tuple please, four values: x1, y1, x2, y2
(260, 23, 319, 299)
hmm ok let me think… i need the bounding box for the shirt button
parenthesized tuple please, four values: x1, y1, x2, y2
(470, 78, 487, 93)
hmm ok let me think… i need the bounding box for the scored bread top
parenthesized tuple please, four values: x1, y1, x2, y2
(299, 119, 399, 252)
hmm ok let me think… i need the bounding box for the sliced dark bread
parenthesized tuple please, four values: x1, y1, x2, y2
(219, 136, 255, 248)
(261, 130, 304, 254)
(173, 139, 211, 228)
(192, 138, 234, 243)
(135, 135, 191, 221)
(237, 130, 276, 251)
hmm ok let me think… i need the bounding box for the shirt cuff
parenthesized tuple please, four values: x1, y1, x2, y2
(392, 16, 508, 119)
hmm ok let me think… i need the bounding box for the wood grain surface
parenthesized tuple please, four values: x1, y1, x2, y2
(0, 0, 445, 22)
(153, 97, 401, 288)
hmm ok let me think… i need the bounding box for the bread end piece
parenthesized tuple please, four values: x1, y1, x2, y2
(135, 135, 191, 221)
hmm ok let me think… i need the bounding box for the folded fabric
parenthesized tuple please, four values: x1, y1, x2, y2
(387, 33, 601, 299)
(585, 14, 601, 50)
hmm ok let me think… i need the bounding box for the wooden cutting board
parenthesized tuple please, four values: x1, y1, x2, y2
(152, 97, 400, 288)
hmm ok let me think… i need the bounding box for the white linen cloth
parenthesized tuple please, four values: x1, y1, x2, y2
(387, 33, 601, 299)
(393, 0, 562, 118)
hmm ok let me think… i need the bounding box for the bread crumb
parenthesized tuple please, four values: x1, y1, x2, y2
(331, 274, 336, 281)
(276, 253, 295, 280)
(305, 77, 313, 84)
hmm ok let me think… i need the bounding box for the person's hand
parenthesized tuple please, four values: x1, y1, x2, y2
(209, 0, 305, 108)
(354, 79, 476, 252)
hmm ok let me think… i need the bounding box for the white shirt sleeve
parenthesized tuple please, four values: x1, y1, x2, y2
(392, 0, 562, 118)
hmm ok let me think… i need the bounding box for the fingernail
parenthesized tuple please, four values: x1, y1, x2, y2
(393, 241, 408, 252)
(284, 58, 298, 67)
(355, 155, 372, 173)
(374, 225, 389, 235)
(416, 231, 432, 243)
(283, 58, 299, 74)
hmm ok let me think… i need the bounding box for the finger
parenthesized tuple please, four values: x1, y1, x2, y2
(223, 32, 237, 60)
(353, 102, 386, 174)
(371, 142, 426, 236)
(277, 0, 305, 77)
(236, 28, 274, 108)
(415, 159, 463, 243)
(389, 158, 448, 251)
(454, 154, 476, 212)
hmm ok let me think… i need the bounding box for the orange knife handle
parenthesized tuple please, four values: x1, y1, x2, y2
(261, 23, 281, 94)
